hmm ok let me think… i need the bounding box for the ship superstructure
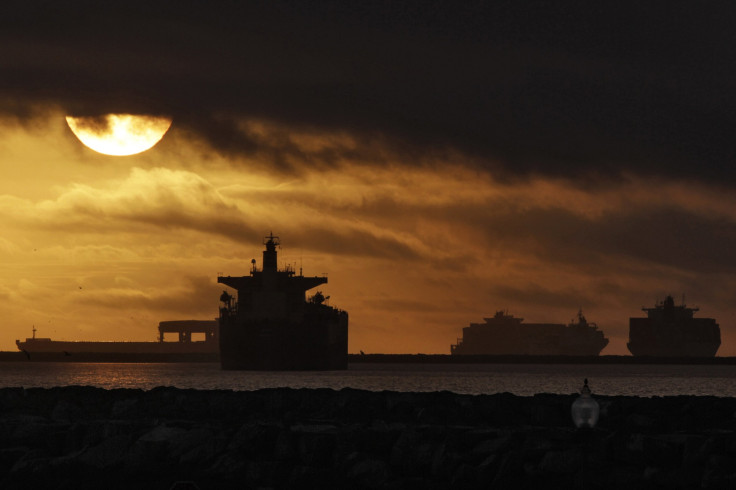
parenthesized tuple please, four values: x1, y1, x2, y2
(217, 233, 348, 370)
(628, 296, 720, 357)
(451, 309, 608, 356)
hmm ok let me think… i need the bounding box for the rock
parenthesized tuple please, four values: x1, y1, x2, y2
(627, 413, 657, 430)
(51, 400, 84, 422)
(537, 448, 584, 474)
(247, 459, 287, 487)
(472, 435, 512, 458)
(347, 458, 390, 488)
(273, 428, 296, 461)
(287, 464, 332, 489)
(0, 447, 29, 473)
(290, 422, 338, 433)
(168, 482, 201, 490)
(10, 419, 57, 448)
(228, 422, 282, 458)
(295, 430, 336, 467)
(9, 449, 51, 474)
(139, 424, 188, 443)
(207, 451, 248, 478)
(3, 387, 736, 488)
(389, 429, 418, 472)
(170, 427, 219, 463)
(641, 434, 687, 467)
(645, 466, 702, 489)
(359, 420, 402, 455)
(450, 463, 479, 489)
(77, 434, 132, 468)
(110, 397, 140, 418)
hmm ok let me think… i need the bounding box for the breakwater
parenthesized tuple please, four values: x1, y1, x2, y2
(2, 387, 736, 489)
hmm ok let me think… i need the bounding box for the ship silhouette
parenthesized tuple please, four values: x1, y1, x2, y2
(14, 321, 219, 360)
(628, 295, 720, 357)
(451, 309, 609, 356)
(217, 233, 348, 370)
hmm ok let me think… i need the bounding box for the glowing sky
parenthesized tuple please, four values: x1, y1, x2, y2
(1, 1, 736, 354)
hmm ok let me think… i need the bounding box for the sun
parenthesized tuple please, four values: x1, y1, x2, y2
(65, 114, 173, 156)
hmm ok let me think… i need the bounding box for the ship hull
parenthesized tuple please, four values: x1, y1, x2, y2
(6, 351, 219, 362)
(16, 340, 218, 355)
(628, 313, 721, 357)
(627, 341, 720, 357)
(451, 316, 609, 356)
(451, 341, 608, 356)
(219, 309, 348, 370)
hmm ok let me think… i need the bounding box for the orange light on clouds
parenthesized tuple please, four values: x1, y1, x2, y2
(1, 112, 735, 356)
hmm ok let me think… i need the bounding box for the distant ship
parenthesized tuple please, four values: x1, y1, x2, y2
(451, 309, 609, 356)
(15, 321, 219, 358)
(217, 233, 348, 370)
(628, 296, 720, 357)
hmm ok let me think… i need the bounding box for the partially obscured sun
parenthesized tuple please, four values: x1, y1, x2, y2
(66, 114, 172, 156)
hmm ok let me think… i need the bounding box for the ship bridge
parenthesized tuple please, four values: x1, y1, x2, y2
(217, 233, 328, 320)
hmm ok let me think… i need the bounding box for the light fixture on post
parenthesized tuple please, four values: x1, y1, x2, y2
(571, 378, 600, 429)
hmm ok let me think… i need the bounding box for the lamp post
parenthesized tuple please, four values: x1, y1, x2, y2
(571, 378, 599, 429)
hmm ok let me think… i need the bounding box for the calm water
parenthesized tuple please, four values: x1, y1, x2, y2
(1, 362, 736, 397)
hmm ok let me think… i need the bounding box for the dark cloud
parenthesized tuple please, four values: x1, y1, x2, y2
(72, 275, 220, 316)
(1, 1, 735, 182)
(322, 183, 736, 275)
(284, 227, 422, 261)
(488, 283, 598, 312)
(471, 205, 736, 274)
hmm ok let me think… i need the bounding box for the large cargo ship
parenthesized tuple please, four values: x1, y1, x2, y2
(628, 296, 721, 357)
(217, 233, 348, 370)
(15, 321, 219, 360)
(451, 309, 609, 356)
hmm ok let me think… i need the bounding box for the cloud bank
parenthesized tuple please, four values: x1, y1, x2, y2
(1, 1, 734, 182)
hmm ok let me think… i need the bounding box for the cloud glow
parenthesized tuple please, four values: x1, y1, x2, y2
(1, 113, 735, 354)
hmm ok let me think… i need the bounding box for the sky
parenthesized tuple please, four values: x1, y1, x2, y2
(1, 1, 736, 355)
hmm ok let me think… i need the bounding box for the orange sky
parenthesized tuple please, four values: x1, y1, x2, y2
(2, 111, 735, 355)
(2, 3, 736, 356)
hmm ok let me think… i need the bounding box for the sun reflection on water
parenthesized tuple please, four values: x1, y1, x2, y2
(0, 363, 735, 397)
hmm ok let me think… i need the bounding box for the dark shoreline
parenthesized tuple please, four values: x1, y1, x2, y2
(0, 351, 220, 363)
(349, 353, 736, 365)
(3, 350, 736, 364)
(1, 386, 736, 489)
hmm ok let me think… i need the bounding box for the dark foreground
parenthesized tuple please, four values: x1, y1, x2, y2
(2, 387, 736, 489)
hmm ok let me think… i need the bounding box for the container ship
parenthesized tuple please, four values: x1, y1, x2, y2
(628, 296, 720, 357)
(14, 321, 219, 361)
(217, 233, 348, 370)
(451, 309, 609, 356)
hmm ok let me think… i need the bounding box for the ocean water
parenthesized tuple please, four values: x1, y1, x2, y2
(1, 362, 735, 397)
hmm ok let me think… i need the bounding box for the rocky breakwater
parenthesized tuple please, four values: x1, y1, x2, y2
(2, 387, 736, 489)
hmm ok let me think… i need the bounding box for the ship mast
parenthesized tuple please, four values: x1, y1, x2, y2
(262, 233, 280, 272)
